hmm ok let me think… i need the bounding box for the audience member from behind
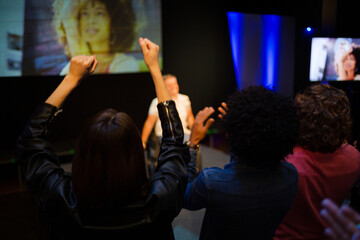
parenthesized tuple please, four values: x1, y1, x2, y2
(275, 84, 360, 239)
(16, 38, 190, 239)
(183, 86, 300, 240)
(320, 198, 360, 240)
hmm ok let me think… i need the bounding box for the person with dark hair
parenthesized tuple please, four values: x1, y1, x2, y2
(275, 84, 360, 239)
(52, 0, 139, 74)
(182, 86, 300, 239)
(16, 38, 190, 239)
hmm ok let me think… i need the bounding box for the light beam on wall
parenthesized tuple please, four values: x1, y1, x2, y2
(261, 14, 280, 90)
(227, 12, 281, 90)
(227, 12, 244, 89)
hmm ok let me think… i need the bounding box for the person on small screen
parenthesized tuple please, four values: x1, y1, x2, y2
(52, 0, 139, 75)
(334, 39, 360, 81)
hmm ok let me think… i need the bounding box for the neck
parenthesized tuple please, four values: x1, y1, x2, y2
(347, 71, 356, 80)
(89, 41, 110, 54)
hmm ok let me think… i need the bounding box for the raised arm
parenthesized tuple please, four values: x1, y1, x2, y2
(60, 0, 90, 56)
(139, 38, 171, 103)
(183, 107, 215, 210)
(17, 56, 96, 211)
(139, 38, 191, 218)
(46, 55, 97, 108)
(320, 198, 360, 240)
(186, 107, 215, 181)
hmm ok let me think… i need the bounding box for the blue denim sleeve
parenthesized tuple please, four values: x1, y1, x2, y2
(186, 148, 198, 183)
(183, 170, 207, 210)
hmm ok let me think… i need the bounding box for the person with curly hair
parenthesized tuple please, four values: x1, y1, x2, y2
(182, 86, 300, 239)
(274, 84, 360, 239)
(52, 0, 139, 74)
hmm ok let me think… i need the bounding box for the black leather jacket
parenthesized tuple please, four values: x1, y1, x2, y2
(16, 100, 190, 239)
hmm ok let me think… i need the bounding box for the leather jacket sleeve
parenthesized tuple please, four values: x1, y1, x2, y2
(16, 100, 191, 230)
(148, 100, 191, 221)
(16, 103, 79, 223)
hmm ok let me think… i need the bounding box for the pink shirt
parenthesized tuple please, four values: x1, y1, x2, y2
(274, 144, 360, 239)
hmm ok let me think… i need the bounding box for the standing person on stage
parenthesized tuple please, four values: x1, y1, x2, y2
(141, 74, 195, 148)
(141, 74, 195, 174)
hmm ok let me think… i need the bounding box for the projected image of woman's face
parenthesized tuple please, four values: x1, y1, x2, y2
(80, 1, 111, 48)
(344, 54, 356, 72)
(3, 0, 162, 76)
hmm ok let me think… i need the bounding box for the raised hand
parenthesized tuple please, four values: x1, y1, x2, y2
(45, 55, 97, 108)
(68, 55, 97, 86)
(218, 102, 228, 120)
(60, 0, 90, 56)
(139, 37, 170, 103)
(60, 0, 80, 20)
(189, 107, 215, 145)
(320, 198, 360, 240)
(139, 37, 160, 70)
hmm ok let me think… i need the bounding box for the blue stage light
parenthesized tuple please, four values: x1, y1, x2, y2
(227, 12, 281, 90)
(227, 12, 244, 89)
(306, 27, 312, 32)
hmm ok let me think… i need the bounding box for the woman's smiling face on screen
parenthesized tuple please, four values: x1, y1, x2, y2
(80, 1, 111, 47)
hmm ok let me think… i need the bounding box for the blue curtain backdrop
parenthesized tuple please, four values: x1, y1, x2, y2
(227, 12, 294, 96)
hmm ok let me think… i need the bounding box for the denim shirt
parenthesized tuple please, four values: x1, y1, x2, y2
(183, 150, 298, 240)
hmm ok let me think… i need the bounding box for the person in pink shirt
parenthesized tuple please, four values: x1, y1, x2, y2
(274, 84, 360, 239)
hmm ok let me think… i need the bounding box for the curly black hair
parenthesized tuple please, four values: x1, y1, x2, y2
(224, 86, 299, 168)
(295, 84, 352, 153)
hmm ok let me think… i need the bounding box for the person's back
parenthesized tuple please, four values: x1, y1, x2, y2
(183, 86, 300, 239)
(16, 38, 189, 239)
(275, 84, 360, 239)
(193, 160, 298, 239)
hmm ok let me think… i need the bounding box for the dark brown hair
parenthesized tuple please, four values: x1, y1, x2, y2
(295, 84, 352, 153)
(72, 109, 147, 209)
